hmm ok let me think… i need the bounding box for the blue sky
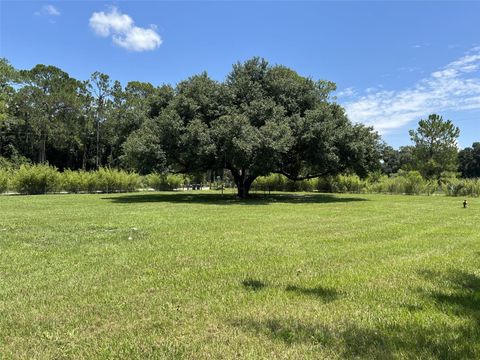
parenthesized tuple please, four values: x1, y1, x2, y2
(1, 1, 479, 149)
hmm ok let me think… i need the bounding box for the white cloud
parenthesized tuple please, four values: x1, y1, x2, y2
(336, 87, 356, 98)
(344, 47, 480, 134)
(35, 4, 60, 17)
(89, 7, 133, 37)
(89, 7, 162, 52)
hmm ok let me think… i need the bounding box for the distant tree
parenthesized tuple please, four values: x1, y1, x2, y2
(380, 145, 417, 175)
(380, 145, 400, 175)
(106, 81, 173, 167)
(408, 114, 460, 179)
(88, 72, 113, 168)
(398, 145, 416, 171)
(124, 58, 382, 197)
(0, 59, 19, 159)
(16, 65, 83, 164)
(458, 142, 480, 178)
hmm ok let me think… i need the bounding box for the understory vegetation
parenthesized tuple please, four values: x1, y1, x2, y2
(1, 164, 479, 196)
(3, 57, 480, 198)
(0, 165, 142, 194)
(253, 171, 480, 197)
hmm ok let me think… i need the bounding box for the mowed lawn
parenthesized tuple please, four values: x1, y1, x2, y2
(1, 192, 479, 359)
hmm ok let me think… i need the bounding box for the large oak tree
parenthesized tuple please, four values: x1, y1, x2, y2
(124, 58, 382, 197)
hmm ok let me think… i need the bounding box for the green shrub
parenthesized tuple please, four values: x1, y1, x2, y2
(314, 176, 334, 193)
(442, 178, 480, 197)
(423, 180, 439, 196)
(439, 171, 460, 184)
(365, 171, 438, 195)
(0, 157, 13, 169)
(366, 171, 429, 195)
(165, 174, 184, 190)
(61, 168, 140, 194)
(365, 175, 389, 193)
(251, 174, 319, 193)
(61, 170, 98, 193)
(144, 173, 183, 191)
(62, 170, 81, 193)
(0, 155, 31, 170)
(401, 171, 425, 195)
(295, 178, 316, 192)
(0, 168, 10, 193)
(94, 168, 140, 193)
(330, 174, 366, 193)
(377, 172, 404, 194)
(13, 164, 61, 194)
(253, 174, 285, 191)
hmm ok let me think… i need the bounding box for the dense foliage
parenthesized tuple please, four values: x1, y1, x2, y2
(0, 164, 141, 194)
(0, 164, 479, 197)
(0, 58, 172, 171)
(124, 58, 382, 197)
(1, 57, 479, 197)
(458, 142, 480, 178)
(252, 171, 479, 197)
(408, 114, 460, 179)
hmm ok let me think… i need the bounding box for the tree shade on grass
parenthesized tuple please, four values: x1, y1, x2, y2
(1, 192, 479, 358)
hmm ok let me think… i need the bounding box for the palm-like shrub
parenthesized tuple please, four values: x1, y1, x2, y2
(144, 173, 183, 191)
(0, 168, 10, 193)
(13, 164, 61, 194)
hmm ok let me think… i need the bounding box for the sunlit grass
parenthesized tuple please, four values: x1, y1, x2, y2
(1, 192, 479, 359)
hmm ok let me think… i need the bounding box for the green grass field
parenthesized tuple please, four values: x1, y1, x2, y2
(1, 192, 479, 359)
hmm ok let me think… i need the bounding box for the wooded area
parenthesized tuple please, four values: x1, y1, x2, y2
(1, 58, 479, 197)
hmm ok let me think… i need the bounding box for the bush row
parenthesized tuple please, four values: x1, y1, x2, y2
(62, 168, 140, 194)
(2, 164, 479, 196)
(144, 173, 184, 191)
(0, 165, 191, 195)
(252, 174, 316, 193)
(442, 178, 480, 197)
(252, 171, 480, 197)
(0, 165, 141, 194)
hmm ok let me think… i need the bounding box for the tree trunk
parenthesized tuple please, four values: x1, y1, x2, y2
(95, 116, 100, 169)
(237, 181, 251, 198)
(39, 137, 46, 164)
(230, 167, 255, 198)
(82, 143, 87, 170)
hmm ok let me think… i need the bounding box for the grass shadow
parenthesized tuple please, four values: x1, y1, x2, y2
(230, 318, 392, 358)
(418, 269, 480, 324)
(231, 316, 476, 359)
(103, 192, 368, 206)
(242, 279, 267, 291)
(285, 285, 339, 302)
(232, 270, 480, 358)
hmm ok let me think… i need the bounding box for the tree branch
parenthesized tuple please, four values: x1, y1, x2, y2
(275, 170, 327, 181)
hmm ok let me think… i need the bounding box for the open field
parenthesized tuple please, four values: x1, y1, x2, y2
(1, 192, 479, 359)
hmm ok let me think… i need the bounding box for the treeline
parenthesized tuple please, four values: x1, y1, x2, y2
(1, 58, 479, 198)
(0, 57, 385, 198)
(1, 58, 174, 170)
(380, 141, 480, 179)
